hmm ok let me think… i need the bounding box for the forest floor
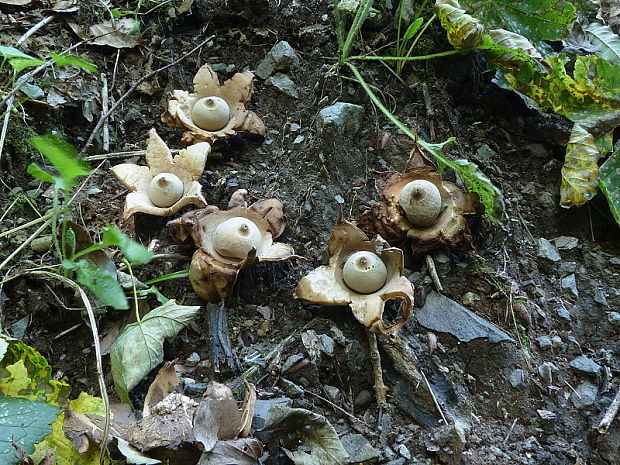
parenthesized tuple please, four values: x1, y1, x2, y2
(1, 0, 619, 464)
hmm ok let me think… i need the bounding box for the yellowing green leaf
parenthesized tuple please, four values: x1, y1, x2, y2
(435, 0, 484, 48)
(1, 361, 31, 397)
(599, 149, 620, 225)
(560, 124, 601, 207)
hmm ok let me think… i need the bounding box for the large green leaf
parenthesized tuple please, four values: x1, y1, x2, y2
(101, 225, 153, 265)
(49, 52, 98, 74)
(560, 123, 601, 207)
(110, 301, 200, 403)
(584, 22, 620, 67)
(0, 396, 60, 465)
(457, 0, 576, 43)
(74, 260, 128, 310)
(0, 334, 70, 405)
(599, 149, 620, 225)
(30, 134, 90, 191)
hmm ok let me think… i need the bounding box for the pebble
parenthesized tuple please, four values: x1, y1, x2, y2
(569, 355, 602, 375)
(536, 336, 552, 349)
(279, 378, 304, 397)
(293, 135, 305, 145)
(594, 289, 608, 306)
(396, 444, 411, 459)
(570, 381, 597, 409)
(186, 352, 200, 366)
(31, 235, 54, 252)
(551, 336, 563, 349)
(555, 305, 572, 321)
(537, 362, 557, 384)
(508, 369, 528, 388)
(385, 459, 406, 465)
(256, 40, 300, 79)
(341, 434, 380, 462)
(561, 274, 579, 297)
(537, 238, 561, 262)
(553, 236, 579, 250)
(282, 354, 305, 372)
(558, 261, 577, 276)
(462, 292, 481, 306)
(354, 389, 373, 407)
(476, 144, 497, 159)
(316, 102, 364, 140)
(607, 312, 620, 326)
(324, 385, 341, 403)
(266, 73, 299, 98)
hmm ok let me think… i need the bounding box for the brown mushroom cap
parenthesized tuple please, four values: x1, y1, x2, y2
(295, 221, 414, 335)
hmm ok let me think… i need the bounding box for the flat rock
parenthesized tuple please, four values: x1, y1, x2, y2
(252, 398, 293, 430)
(316, 102, 364, 139)
(569, 355, 602, 375)
(536, 336, 552, 349)
(553, 236, 579, 250)
(571, 381, 597, 409)
(341, 433, 380, 463)
(266, 73, 299, 98)
(561, 274, 579, 297)
(256, 40, 300, 79)
(537, 238, 561, 262)
(416, 292, 514, 343)
(508, 369, 528, 388)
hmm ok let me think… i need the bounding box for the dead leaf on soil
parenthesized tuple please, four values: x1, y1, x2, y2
(68, 18, 141, 48)
(198, 438, 263, 465)
(143, 362, 180, 417)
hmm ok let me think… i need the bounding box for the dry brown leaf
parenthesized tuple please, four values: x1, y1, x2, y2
(143, 362, 180, 417)
(198, 438, 263, 465)
(162, 64, 265, 144)
(69, 18, 141, 48)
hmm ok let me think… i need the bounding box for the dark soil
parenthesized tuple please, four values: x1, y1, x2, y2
(1, 1, 619, 464)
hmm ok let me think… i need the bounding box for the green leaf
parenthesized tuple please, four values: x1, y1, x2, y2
(435, 0, 484, 48)
(560, 123, 601, 207)
(30, 134, 90, 191)
(456, 0, 576, 43)
(0, 334, 70, 404)
(49, 52, 98, 74)
(0, 46, 33, 59)
(27, 163, 56, 184)
(584, 22, 620, 67)
(599, 149, 620, 225)
(0, 396, 60, 465)
(110, 301, 200, 403)
(8, 57, 48, 74)
(403, 17, 424, 42)
(74, 260, 128, 310)
(101, 225, 153, 265)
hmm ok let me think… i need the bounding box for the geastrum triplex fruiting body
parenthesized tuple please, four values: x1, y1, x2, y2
(110, 128, 210, 219)
(295, 221, 414, 335)
(356, 149, 482, 254)
(169, 189, 299, 302)
(162, 64, 266, 145)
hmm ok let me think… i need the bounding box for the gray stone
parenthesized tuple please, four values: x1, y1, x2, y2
(462, 292, 480, 306)
(567, 336, 582, 354)
(341, 433, 380, 463)
(561, 274, 579, 297)
(553, 236, 579, 250)
(279, 378, 304, 397)
(354, 389, 373, 407)
(536, 336, 552, 349)
(551, 336, 563, 349)
(608, 312, 620, 326)
(184, 382, 208, 395)
(186, 352, 200, 365)
(256, 41, 300, 79)
(316, 102, 364, 140)
(537, 362, 557, 384)
(210, 63, 228, 72)
(324, 385, 341, 403)
(537, 238, 561, 262)
(282, 354, 305, 372)
(318, 333, 335, 356)
(31, 235, 53, 252)
(266, 73, 299, 98)
(252, 398, 293, 430)
(558, 261, 577, 276)
(611, 257, 620, 266)
(293, 134, 304, 145)
(386, 459, 406, 465)
(509, 369, 528, 388)
(555, 305, 572, 321)
(570, 381, 597, 409)
(569, 355, 602, 375)
(594, 289, 609, 306)
(396, 444, 411, 459)
(476, 144, 497, 159)
(416, 292, 514, 343)
(433, 249, 450, 264)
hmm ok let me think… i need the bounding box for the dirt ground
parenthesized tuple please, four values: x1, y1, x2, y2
(1, 0, 619, 464)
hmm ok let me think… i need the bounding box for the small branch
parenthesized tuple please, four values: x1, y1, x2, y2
(420, 369, 448, 425)
(100, 73, 110, 151)
(80, 35, 214, 154)
(303, 389, 373, 428)
(15, 15, 57, 47)
(599, 388, 620, 434)
(425, 254, 443, 292)
(366, 329, 387, 405)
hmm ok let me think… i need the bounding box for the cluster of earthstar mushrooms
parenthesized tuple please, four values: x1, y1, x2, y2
(110, 65, 482, 336)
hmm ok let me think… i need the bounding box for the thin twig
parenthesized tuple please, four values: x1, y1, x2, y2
(100, 73, 110, 151)
(29, 271, 110, 464)
(425, 254, 443, 292)
(81, 35, 214, 154)
(15, 15, 57, 47)
(420, 369, 448, 425)
(599, 388, 620, 433)
(502, 418, 518, 444)
(53, 323, 82, 340)
(0, 96, 13, 167)
(0, 219, 51, 273)
(303, 389, 372, 428)
(366, 329, 387, 405)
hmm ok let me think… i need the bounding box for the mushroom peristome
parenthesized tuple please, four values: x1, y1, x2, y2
(110, 129, 210, 219)
(295, 221, 414, 335)
(168, 189, 299, 302)
(162, 64, 266, 145)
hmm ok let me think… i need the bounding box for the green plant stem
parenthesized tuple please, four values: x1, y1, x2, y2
(143, 269, 189, 285)
(397, 14, 437, 74)
(339, 0, 375, 63)
(348, 47, 471, 61)
(0, 218, 52, 273)
(0, 205, 53, 239)
(123, 259, 140, 323)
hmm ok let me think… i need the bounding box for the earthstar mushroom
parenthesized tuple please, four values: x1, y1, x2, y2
(295, 221, 414, 335)
(162, 64, 265, 144)
(110, 129, 210, 219)
(168, 190, 299, 302)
